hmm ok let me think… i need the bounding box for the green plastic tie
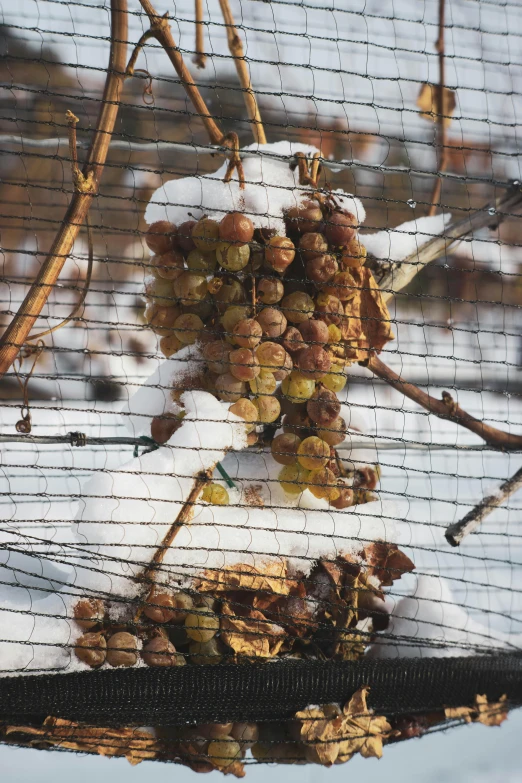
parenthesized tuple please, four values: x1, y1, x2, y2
(134, 436, 160, 458)
(216, 461, 235, 489)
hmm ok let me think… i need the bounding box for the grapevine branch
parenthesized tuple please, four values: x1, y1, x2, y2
(378, 183, 522, 303)
(445, 466, 522, 546)
(193, 0, 207, 69)
(0, 0, 128, 381)
(218, 0, 267, 145)
(428, 0, 447, 217)
(367, 355, 522, 452)
(135, 0, 245, 186)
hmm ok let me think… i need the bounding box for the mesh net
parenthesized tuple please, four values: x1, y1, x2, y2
(0, 0, 521, 772)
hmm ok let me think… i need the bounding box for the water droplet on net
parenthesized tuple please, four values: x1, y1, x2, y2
(513, 180, 520, 186)
(407, 199, 416, 208)
(488, 207, 496, 216)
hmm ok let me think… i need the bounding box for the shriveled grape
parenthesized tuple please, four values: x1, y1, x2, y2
(229, 398, 258, 427)
(177, 220, 197, 253)
(256, 307, 287, 338)
(229, 348, 260, 381)
(186, 249, 217, 274)
(148, 305, 181, 336)
(265, 236, 295, 274)
(173, 313, 204, 344)
(315, 292, 344, 326)
(215, 373, 246, 402)
(216, 242, 250, 272)
(207, 738, 242, 769)
(202, 341, 231, 375)
(152, 248, 185, 280)
(307, 467, 340, 500)
(159, 334, 183, 357)
(283, 408, 313, 438)
(296, 345, 331, 379)
(233, 318, 263, 348)
(255, 341, 287, 372)
(219, 211, 254, 244)
(341, 237, 367, 268)
(298, 232, 328, 260)
(317, 416, 346, 446)
(307, 386, 341, 426)
(257, 277, 284, 305)
(285, 200, 323, 233)
(282, 326, 306, 354)
(330, 482, 354, 509)
(281, 291, 314, 323)
(173, 272, 207, 306)
(278, 463, 310, 495)
(192, 218, 220, 253)
(298, 319, 329, 345)
(253, 395, 281, 423)
(306, 253, 339, 285)
(201, 483, 230, 505)
(324, 270, 357, 301)
(146, 220, 177, 254)
(221, 305, 251, 336)
(106, 632, 138, 668)
(281, 371, 316, 403)
(271, 433, 301, 465)
(324, 210, 357, 247)
(249, 371, 276, 395)
(73, 598, 105, 630)
(74, 632, 106, 667)
(297, 436, 330, 470)
(142, 636, 181, 667)
(185, 610, 220, 642)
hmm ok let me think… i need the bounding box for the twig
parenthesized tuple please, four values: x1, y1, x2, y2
(428, 0, 447, 217)
(367, 354, 522, 452)
(445, 466, 522, 546)
(193, 0, 207, 69)
(0, 0, 128, 381)
(217, 0, 266, 144)
(135, 0, 245, 186)
(378, 183, 522, 303)
(134, 472, 211, 621)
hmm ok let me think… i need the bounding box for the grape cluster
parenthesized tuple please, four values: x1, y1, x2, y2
(144, 196, 378, 507)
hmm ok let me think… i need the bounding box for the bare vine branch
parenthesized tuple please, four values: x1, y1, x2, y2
(367, 354, 522, 452)
(0, 0, 128, 381)
(445, 466, 522, 546)
(193, 0, 207, 69)
(218, 0, 266, 144)
(428, 0, 447, 217)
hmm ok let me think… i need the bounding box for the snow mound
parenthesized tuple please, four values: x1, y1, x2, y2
(362, 213, 452, 263)
(145, 141, 365, 236)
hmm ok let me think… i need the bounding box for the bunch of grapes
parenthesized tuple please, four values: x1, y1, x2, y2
(144, 194, 378, 508)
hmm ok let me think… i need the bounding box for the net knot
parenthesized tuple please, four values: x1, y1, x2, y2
(69, 431, 87, 447)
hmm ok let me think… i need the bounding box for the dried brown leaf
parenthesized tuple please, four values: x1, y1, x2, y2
(197, 560, 290, 600)
(340, 686, 392, 760)
(445, 694, 508, 727)
(417, 82, 456, 128)
(363, 542, 415, 587)
(342, 269, 394, 362)
(220, 603, 286, 658)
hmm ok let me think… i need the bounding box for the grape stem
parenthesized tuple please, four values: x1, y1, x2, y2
(427, 0, 448, 217)
(367, 354, 522, 452)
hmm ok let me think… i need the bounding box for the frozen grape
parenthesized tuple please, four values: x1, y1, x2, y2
(285, 200, 323, 233)
(317, 416, 346, 446)
(265, 236, 295, 274)
(159, 334, 183, 357)
(307, 467, 340, 500)
(185, 610, 220, 642)
(173, 313, 204, 344)
(281, 291, 314, 324)
(207, 739, 242, 769)
(144, 276, 175, 307)
(330, 482, 354, 509)
(283, 408, 313, 438)
(324, 210, 357, 247)
(190, 637, 223, 665)
(324, 270, 357, 301)
(298, 319, 329, 345)
(152, 248, 185, 281)
(151, 413, 181, 443)
(322, 364, 347, 393)
(146, 220, 177, 254)
(229, 348, 260, 381)
(200, 723, 235, 740)
(231, 723, 259, 748)
(201, 483, 230, 505)
(272, 351, 293, 381)
(256, 307, 287, 338)
(229, 398, 258, 428)
(192, 218, 220, 253)
(306, 253, 338, 284)
(74, 632, 106, 667)
(341, 237, 367, 268)
(253, 395, 281, 423)
(315, 292, 344, 326)
(215, 373, 246, 402)
(221, 305, 251, 336)
(219, 211, 254, 244)
(281, 371, 316, 403)
(213, 278, 246, 311)
(249, 371, 276, 395)
(186, 249, 218, 274)
(307, 386, 341, 426)
(257, 277, 284, 305)
(106, 632, 138, 668)
(255, 341, 287, 372)
(216, 242, 250, 272)
(232, 318, 263, 348)
(282, 326, 306, 354)
(202, 341, 232, 375)
(298, 232, 328, 260)
(177, 220, 197, 252)
(142, 589, 176, 623)
(148, 305, 181, 336)
(73, 598, 105, 630)
(142, 636, 182, 667)
(297, 436, 330, 470)
(173, 272, 207, 306)
(271, 433, 301, 465)
(278, 463, 310, 495)
(296, 345, 331, 379)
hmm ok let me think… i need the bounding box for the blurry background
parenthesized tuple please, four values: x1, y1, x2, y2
(0, 0, 521, 779)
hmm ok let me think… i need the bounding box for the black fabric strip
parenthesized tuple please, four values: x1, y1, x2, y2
(1, 655, 522, 726)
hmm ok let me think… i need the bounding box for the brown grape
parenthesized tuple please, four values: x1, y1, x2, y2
(173, 272, 207, 306)
(215, 373, 246, 402)
(256, 307, 287, 338)
(265, 236, 295, 274)
(307, 467, 340, 500)
(142, 636, 181, 667)
(173, 313, 204, 344)
(216, 242, 250, 272)
(298, 319, 329, 345)
(146, 221, 177, 254)
(306, 253, 338, 284)
(233, 318, 263, 348)
(200, 723, 235, 740)
(324, 210, 357, 247)
(280, 291, 314, 324)
(249, 242, 265, 272)
(178, 220, 197, 253)
(296, 345, 331, 379)
(317, 416, 346, 446)
(213, 278, 246, 311)
(283, 408, 313, 438)
(253, 395, 281, 423)
(151, 413, 181, 444)
(270, 433, 301, 465)
(272, 351, 293, 381)
(143, 588, 192, 623)
(307, 386, 341, 426)
(152, 248, 185, 281)
(144, 277, 175, 307)
(297, 436, 330, 470)
(192, 218, 220, 253)
(257, 277, 284, 305)
(106, 632, 138, 667)
(324, 270, 357, 301)
(148, 305, 181, 336)
(285, 200, 323, 233)
(229, 398, 258, 427)
(221, 305, 251, 336)
(255, 341, 287, 372)
(341, 237, 367, 268)
(315, 293, 344, 326)
(159, 334, 184, 358)
(230, 723, 259, 748)
(282, 326, 306, 354)
(74, 632, 106, 667)
(186, 249, 218, 274)
(73, 598, 105, 630)
(330, 482, 354, 509)
(207, 738, 242, 769)
(298, 232, 328, 260)
(219, 211, 254, 244)
(229, 348, 260, 381)
(202, 341, 231, 375)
